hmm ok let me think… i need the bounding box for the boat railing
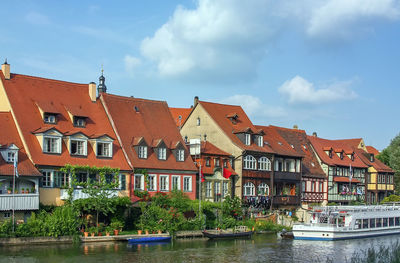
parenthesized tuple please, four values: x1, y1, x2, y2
(311, 205, 400, 214)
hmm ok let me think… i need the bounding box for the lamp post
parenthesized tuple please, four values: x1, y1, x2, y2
(11, 147, 19, 233)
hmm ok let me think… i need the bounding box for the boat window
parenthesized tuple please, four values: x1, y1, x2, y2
(376, 218, 382, 228)
(395, 217, 400, 226)
(362, 219, 369, 229)
(370, 218, 375, 228)
(355, 219, 361, 229)
(389, 217, 394, 227)
(383, 218, 388, 227)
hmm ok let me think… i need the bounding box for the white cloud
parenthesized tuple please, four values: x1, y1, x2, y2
(124, 55, 142, 74)
(25, 11, 50, 25)
(278, 75, 357, 105)
(219, 94, 287, 118)
(306, 0, 400, 40)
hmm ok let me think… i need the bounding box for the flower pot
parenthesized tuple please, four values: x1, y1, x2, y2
(91, 233, 95, 237)
(138, 230, 142, 235)
(7, 190, 11, 194)
(113, 229, 119, 236)
(106, 232, 110, 237)
(84, 232, 89, 237)
(98, 232, 102, 236)
(145, 230, 149, 235)
(157, 230, 162, 234)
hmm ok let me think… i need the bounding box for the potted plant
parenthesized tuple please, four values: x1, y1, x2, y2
(110, 219, 124, 236)
(98, 223, 105, 236)
(105, 226, 113, 236)
(7, 187, 12, 194)
(88, 226, 97, 237)
(137, 230, 142, 235)
(21, 188, 25, 194)
(31, 187, 35, 193)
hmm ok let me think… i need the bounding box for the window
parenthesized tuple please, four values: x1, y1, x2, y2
(73, 117, 86, 127)
(302, 181, 306, 192)
(160, 175, 169, 191)
(214, 182, 221, 195)
(311, 182, 315, 192)
(43, 137, 61, 154)
(138, 146, 147, 159)
(258, 157, 271, 171)
(370, 154, 374, 162)
(257, 135, 263, 147)
(54, 172, 69, 188)
(258, 183, 269, 196)
(197, 117, 201, 126)
(223, 159, 228, 168)
(158, 147, 166, 160)
(7, 152, 15, 162)
(285, 159, 295, 172)
(243, 182, 255, 196)
(319, 182, 323, 192)
(97, 142, 112, 157)
(274, 159, 283, 171)
(172, 176, 181, 190)
(4, 212, 10, 219)
(70, 140, 87, 156)
(119, 174, 126, 190)
(44, 113, 56, 124)
(148, 175, 156, 191)
(134, 174, 144, 190)
(243, 155, 256, 170)
(215, 158, 220, 167)
(245, 134, 251, 145)
(223, 182, 229, 197)
(206, 158, 211, 167)
(205, 182, 212, 198)
(176, 149, 185, 162)
(183, 176, 192, 192)
(42, 171, 52, 187)
(77, 172, 88, 184)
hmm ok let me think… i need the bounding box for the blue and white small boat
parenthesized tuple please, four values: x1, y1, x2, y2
(293, 204, 400, 241)
(128, 236, 171, 244)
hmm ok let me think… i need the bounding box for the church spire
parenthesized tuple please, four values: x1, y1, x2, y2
(97, 65, 107, 94)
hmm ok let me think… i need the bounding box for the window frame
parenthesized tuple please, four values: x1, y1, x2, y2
(158, 147, 167, 160)
(243, 182, 255, 196)
(257, 135, 263, 147)
(171, 175, 181, 190)
(258, 157, 271, 171)
(159, 175, 169, 192)
(134, 174, 144, 191)
(138, 145, 148, 159)
(43, 113, 57, 124)
(70, 138, 87, 156)
(257, 183, 269, 196)
(43, 136, 62, 154)
(183, 176, 192, 192)
(147, 174, 157, 191)
(243, 155, 257, 170)
(41, 170, 53, 187)
(73, 116, 86, 127)
(245, 134, 251, 145)
(176, 149, 185, 162)
(96, 141, 113, 158)
(205, 181, 212, 198)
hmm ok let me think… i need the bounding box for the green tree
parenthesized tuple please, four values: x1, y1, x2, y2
(377, 134, 400, 193)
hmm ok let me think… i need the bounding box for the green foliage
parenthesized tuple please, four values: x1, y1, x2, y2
(0, 220, 14, 237)
(222, 195, 243, 218)
(381, 194, 400, 204)
(377, 134, 400, 193)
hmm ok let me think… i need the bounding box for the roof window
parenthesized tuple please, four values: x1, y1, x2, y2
(44, 113, 57, 124)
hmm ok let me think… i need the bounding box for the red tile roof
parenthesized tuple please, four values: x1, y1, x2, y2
(255, 125, 303, 157)
(198, 101, 268, 153)
(333, 176, 360, 183)
(0, 112, 41, 177)
(169, 107, 192, 127)
(269, 126, 326, 178)
(101, 93, 197, 172)
(0, 72, 130, 170)
(307, 136, 368, 168)
(366, 146, 380, 156)
(200, 141, 232, 156)
(355, 148, 394, 173)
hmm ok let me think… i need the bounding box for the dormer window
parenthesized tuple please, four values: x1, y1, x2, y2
(329, 150, 332, 158)
(158, 147, 166, 160)
(340, 152, 343, 160)
(44, 136, 61, 154)
(177, 149, 185, 162)
(97, 142, 112, 157)
(351, 154, 354, 161)
(7, 152, 15, 162)
(138, 146, 148, 159)
(44, 113, 56, 124)
(245, 134, 251, 145)
(73, 116, 86, 127)
(70, 139, 87, 156)
(257, 135, 263, 147)
(370, 154, 374, 162)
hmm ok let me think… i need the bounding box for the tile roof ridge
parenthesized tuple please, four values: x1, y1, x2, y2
(269, 125, 306, 133)
(199, 100, 242, 108)
(9, 72, 88, 86)
(103, 93, 168, 104)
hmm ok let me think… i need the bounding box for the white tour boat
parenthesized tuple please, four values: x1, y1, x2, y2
(293, 204, 400, 240)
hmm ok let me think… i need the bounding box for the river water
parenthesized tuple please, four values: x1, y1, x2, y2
(1, 233, 399, 263)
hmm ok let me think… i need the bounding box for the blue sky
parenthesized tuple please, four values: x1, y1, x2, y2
(1, 0, 400, 150)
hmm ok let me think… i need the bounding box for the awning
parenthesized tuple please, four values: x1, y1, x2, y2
(333, 176, 360, 183)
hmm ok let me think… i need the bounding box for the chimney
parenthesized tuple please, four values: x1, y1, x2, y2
(89, 82, 96, 102)
(312, 132, 317, 137)
(1, 59, 10, 80)
(293, 124, 298, 129)
(194, 96, 199, 106)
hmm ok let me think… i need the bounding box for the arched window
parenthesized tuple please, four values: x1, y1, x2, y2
(258, 157, 271, 171)
(243, 182, 255, 196)
(258, 183, 269, 196)
(243, 155, 256, 170)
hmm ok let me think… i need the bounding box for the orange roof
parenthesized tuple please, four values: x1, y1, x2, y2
(101, 93, 197, 172)
(355, 148, 394, 173)
(256, 125, 303, 157)
(307, 136, 368, 168)
(200, 141, 232, 156)
(0, 112, 41, 177)
(366, 146, 380, 156)
(269, 126, 326, 178)
(169, 107, 192, 127)
(333, 176, 360, 183)
(198, 101, 268, 153)
(0, 72, 130, 170)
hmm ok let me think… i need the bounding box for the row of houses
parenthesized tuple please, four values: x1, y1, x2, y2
(0, 61, 395, 222)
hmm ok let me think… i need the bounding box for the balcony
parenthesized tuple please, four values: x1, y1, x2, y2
(273, 195, 300, 206)
(274, 171, 301, 181)
(301, 192, 324, 202)
(0, 194, 39, 211)
(60, 189, 118, 201)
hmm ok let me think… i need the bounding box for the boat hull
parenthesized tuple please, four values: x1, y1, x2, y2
(128, 236, 171, 243)
(202, 230, 253, 239)
(293, 226, 400, 241)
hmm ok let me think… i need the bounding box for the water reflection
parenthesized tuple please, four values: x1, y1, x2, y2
(1, 234, 400, 263)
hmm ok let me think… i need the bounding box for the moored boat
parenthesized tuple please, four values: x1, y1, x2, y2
(293, 204, 400, 241)
(128, 236, 171, 243)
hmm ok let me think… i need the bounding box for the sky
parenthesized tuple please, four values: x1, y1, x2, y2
(1, 0, 400, 150)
